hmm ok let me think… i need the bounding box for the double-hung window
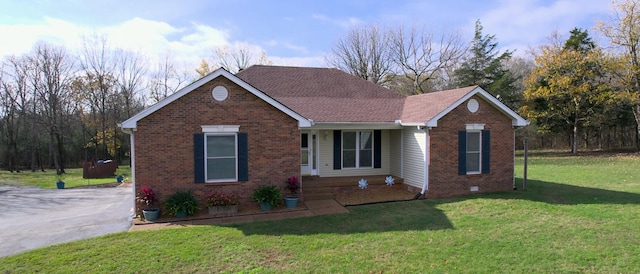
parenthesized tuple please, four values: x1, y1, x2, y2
(465, 131, 481, 174)
(195, 125, 247, 183)
(342, 131, 373, 168)
(205, 134, 237, 182)
(458, 124, 490, 175)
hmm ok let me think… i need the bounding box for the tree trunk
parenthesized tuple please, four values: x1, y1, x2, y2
(572, 116, 579, 155)
(633, 105, 640, 151)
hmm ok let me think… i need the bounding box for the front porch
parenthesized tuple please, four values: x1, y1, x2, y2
(302, 175, 416, 205)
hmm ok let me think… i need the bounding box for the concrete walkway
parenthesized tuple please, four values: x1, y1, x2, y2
(130, 199, 348, 231)
(0, 185, 133, 258)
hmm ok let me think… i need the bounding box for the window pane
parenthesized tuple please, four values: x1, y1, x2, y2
(359, 149, 372, 167)
(343, 132, 356, 149)
(360, 131, 372, 149)
(301, 149, 309, 165)
(467, 132, 480, 151)
(343, 150, 356, 168)
(467, 152, 480, 173)
(207, 158, 236, 180)
(301, 134, 308, 148)
(207, 135, 236, 157)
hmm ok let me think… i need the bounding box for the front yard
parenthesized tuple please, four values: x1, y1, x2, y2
(1, 152, 639, 273)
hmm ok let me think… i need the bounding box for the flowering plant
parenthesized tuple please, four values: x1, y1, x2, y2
(136, 186, 156, 206)
(205, 189, 240, 206)
(285, 176, 300, 194)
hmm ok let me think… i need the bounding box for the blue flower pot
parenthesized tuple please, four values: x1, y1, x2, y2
(56, 181, 65, 189)
(142, 208, 159, 221)
(284, 197, 298, 208)
(259, 202, 272, 211)
(175, 211, 188, 218)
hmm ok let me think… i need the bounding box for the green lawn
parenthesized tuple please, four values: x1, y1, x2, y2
(1, 152, 639, 273)
(0, 165, 131, 188)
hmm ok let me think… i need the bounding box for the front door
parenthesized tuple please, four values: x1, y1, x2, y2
(301, 133, 317, 175)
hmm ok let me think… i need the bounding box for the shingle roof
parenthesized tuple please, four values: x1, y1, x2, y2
(401, 86, 477, 123)
(234, 65, 527, 126)
(236, 65, 405, 123)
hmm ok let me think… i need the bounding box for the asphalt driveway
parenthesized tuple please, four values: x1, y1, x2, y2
(0, 185, 133, 258)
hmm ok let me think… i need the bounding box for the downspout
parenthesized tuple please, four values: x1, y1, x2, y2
(415, 126, 430, 199)
(120, 126, 136, 218)
(129, 131, 136, 218)
(513, 128, 516, 190)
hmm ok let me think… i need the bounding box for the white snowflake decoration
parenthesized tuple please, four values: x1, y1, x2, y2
(358, 178, 368, 189)
(385, 176, 395, 186)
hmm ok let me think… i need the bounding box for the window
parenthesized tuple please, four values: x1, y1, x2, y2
(342, 131, 373, 168)
(205, 134, 237, 181)
(194, 128, 247, 183)
(458, 127, 490, 175)
(466, 131, 481, 174)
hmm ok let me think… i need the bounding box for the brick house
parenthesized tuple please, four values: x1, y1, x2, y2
(120, 65, 528, 214)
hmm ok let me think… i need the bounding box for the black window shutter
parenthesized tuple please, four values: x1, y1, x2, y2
(374, 130, 382, 168)
(333, 130, 341, 170)
(238, 133, 248, 181)
(482, 130, 490, 174)
(194, 134, 205, 183)
(458, 131, 466, 175)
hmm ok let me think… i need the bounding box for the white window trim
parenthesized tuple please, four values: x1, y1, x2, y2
(466, 123, 485, 131)
(202, 125, 240, 133)
(204, 130, 239, 183)
(466, 130, 482, 175)
(342, 130, 374, 169)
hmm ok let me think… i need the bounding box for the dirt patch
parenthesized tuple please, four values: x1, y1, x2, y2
(335, 188, 417, 206)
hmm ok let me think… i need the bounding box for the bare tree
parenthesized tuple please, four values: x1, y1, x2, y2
(389, 25, 466, 94)
(326, 25, 393, 85)
(114, 48, 147, 118)
(78, 35, 120, 160)
(148, 51, 190, 103)
(28, 42, 75, 174)
(213, 43, 272, 73)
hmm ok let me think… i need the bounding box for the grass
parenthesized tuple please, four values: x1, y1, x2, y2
(1, 152, 640, 272)
(0, 165, 131, 188)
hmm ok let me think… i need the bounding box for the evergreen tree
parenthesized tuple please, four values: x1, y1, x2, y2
(454, 20, 519, 109)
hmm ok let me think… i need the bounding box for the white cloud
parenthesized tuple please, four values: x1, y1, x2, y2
(0, 17, 233, 74)
(0, 17, 88, 57)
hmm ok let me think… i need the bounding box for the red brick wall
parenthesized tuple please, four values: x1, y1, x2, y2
(134, 76, 300, 214)
(426, 95, 515, 198)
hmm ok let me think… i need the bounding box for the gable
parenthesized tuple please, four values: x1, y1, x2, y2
(119, 68, 312, 130)
(400, 86, 528, 127)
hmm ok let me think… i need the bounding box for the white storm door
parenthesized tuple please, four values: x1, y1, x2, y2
(301, 133, 317, 175)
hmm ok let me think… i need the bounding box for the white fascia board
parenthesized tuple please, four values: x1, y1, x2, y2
(425, 86, 529, 128)
(119, 68, 313, 129)
(310, 122, 402, 130)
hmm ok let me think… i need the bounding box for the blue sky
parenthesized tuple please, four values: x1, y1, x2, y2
(0, 0, 612, 70)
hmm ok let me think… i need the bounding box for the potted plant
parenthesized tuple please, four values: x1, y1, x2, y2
(136, 186, 159, 221)
(205, 189, 240, 215)
(163, 190, 199, 218)
(116, 174, 124, 183)
(251, 185, 282, 211)
(283, 176, 300, 208)
(55, 175, 65, 189)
